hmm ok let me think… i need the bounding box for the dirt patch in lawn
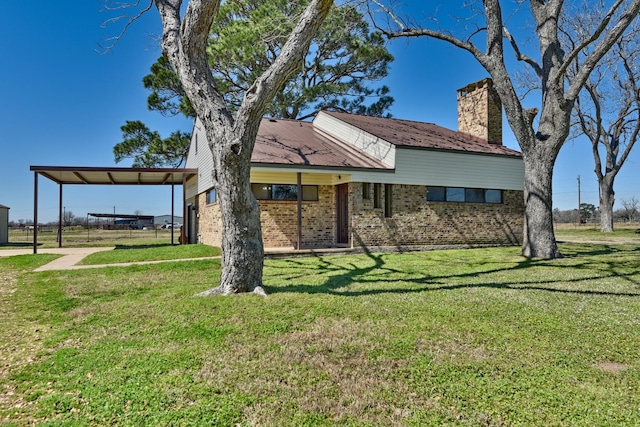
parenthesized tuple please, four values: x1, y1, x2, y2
(597, 361, 628, 373)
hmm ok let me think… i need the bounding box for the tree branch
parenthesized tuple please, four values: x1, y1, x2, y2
(235, 0, 333, 124)
(98, 0, 154, 54)
(503, 26, 542, 77)
(565, 0, 640, 100)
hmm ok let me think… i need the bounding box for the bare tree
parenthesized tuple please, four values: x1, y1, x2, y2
(567, 10, 640, 232)
(63, 210, 76, 227)
(370, 0, 640, 258)
(620, 196, 639, 222)
(149, 0, 333, 295)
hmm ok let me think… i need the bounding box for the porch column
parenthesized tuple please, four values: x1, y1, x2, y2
(297, 172, 302, 250)
(57, 184, 63, 248)
(33, 172, 38, 254)
(171, 175, 175, 245)
(182, 174, 187, 244)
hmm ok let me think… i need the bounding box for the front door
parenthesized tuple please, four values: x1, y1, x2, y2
(336, 184, 349, 245)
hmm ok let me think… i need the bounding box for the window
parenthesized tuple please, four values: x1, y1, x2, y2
(373, 183, 382, 208)
(251, 183, 319, 201)
(485, 189, 502, 203)
(427, 186, 502, 204)
(251, 184, 270, 200)
(384, 184, 393, 217)
(427, 186, 445, 202)
(272, 184, 297, 200)
(206, 188, 216, 204)
(362, 182, 371, 200)
(465, 188, 485, 203)
(446, 187, 465, 202)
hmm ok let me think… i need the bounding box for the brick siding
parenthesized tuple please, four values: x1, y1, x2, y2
(198, 185, 336, 248)
(352, 183, 523, 248)
(196, 182, 524, 249)
(197, 193, 223, 247)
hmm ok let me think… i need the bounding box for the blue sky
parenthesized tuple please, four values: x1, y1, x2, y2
(1, 2, 637, 223)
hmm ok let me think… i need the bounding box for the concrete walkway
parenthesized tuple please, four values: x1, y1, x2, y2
(0, 247, 221, 272)
(0, 247, 114, 271)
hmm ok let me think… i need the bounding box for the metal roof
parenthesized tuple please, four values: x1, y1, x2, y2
(29, 166, 197, 185)
(88, 213, 155, 220)
(252, 118, 390, 169)
(323, 111, 522, 158)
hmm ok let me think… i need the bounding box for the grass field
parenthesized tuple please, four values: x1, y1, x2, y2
(1, 229, 639, 425)
(4, 227, 181, 249)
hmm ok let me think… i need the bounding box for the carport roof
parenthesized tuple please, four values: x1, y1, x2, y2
(30, 166, 197, 185)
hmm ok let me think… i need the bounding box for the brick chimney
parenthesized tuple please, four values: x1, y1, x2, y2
(457, 78, 502, 144)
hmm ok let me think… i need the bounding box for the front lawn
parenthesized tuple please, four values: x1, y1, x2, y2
(77, 243, 220, 265)
(1, 243, 639, 425)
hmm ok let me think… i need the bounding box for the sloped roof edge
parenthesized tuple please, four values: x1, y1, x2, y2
(321, 110, 522, 158)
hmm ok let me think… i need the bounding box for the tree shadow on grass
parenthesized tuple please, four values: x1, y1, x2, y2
(559, 243, 640, 257)
(265, 245, 640, 298)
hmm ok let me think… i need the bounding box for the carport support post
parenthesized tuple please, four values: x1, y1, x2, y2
(171, 176, 175, 246)
(297, 172, 302, 250)
(33, 172, 38, 254)
(57, 184, 63, 248)
(182, 174, 188, 244)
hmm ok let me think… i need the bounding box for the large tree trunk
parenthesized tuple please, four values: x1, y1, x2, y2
(197, 121, 265, 296)
(521, 146, 561, 258)
(599, 177, 615, 233)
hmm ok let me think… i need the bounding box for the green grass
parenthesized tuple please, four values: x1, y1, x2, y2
(555, 223, 640, 240)
(78, 243, 221, 265)
(2, 240, 640, 425)
(3, 227, 181, 249)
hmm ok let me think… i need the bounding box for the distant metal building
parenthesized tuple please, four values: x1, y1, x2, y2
(89, 213, 155, 230)
(0, 204, 9, 244)
(155, 215, 183, 227)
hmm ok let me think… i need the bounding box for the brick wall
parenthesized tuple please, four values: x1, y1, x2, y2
(258, 184, 335, 248)
(198, 185, 336, 248)
(351, 183, 523, 248)
(197, 182, 524, 249)
(197, 193, 223, 247)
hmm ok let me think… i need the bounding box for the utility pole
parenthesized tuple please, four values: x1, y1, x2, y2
(577, 175, 581, 225)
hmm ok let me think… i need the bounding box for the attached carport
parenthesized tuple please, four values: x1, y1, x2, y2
(30, 166, 197, 253)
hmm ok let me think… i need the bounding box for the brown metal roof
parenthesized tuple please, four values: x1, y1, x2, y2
(323, 111, 522, 158)
(252, 118, 390, 169)
(30, 166, 197, 185)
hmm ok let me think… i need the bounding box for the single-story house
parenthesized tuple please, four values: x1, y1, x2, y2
(0, 204, 9, 244)
(184, 78, 525, 251)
